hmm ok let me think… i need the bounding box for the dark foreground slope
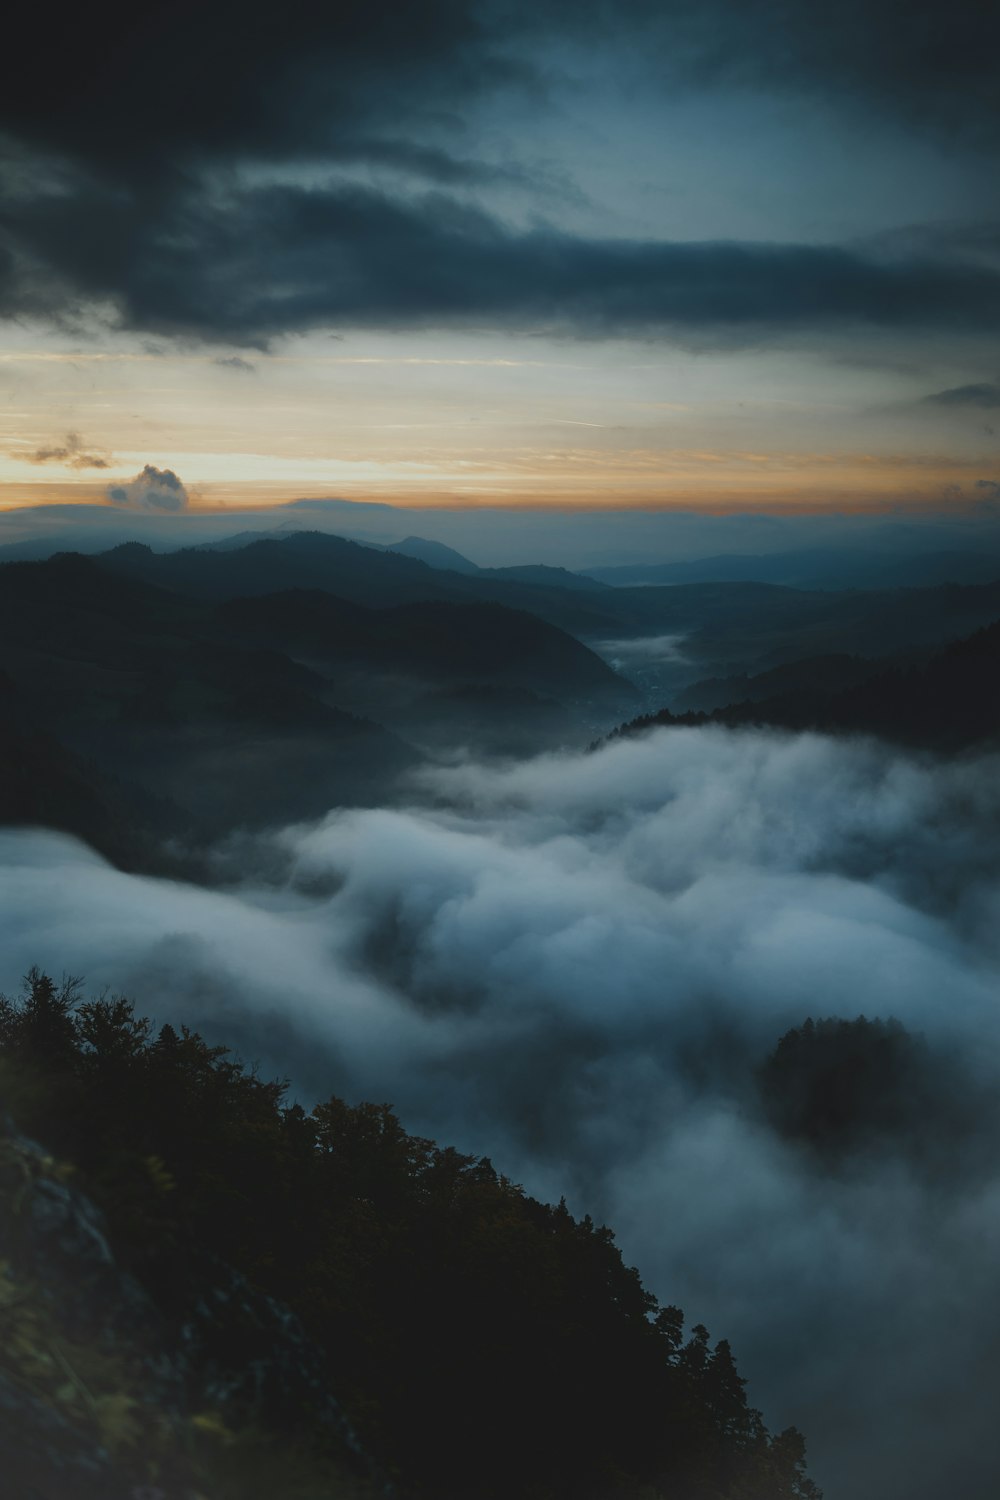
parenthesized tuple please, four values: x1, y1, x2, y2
(0, 969, 821, 1500)
(608, 619, 1000, 752)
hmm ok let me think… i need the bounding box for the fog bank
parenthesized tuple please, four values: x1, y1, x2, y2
(2, 726, 999, 1498)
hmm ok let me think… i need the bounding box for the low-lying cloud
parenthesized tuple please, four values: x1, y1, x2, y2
(107, 463, 189, 511)
(1, 726, 999, 1498)
(593, 633, 689, 670)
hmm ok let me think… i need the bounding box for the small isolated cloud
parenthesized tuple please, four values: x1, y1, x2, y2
(26, 431, 110, 468)
(107, 464, 189, 512)
(925, 381, 1000, 409)
(214, 355, 256, 373)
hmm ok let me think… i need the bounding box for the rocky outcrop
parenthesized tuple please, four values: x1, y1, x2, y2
(0, 1118, 389, 1498)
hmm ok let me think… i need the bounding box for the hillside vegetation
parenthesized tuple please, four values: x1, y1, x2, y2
(0, 969, 821, 1500)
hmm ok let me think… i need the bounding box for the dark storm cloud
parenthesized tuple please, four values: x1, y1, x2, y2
(926, 382, 1000, 409)
(3, 175, 999, 344)
(2, 0, 997, 178)
(0, 0, 517, 174)
(107, 464, 190, 511)
(0, 0, 997, 347)
(2, 728, 1000, 1499)
(631, 0, 1000, 140)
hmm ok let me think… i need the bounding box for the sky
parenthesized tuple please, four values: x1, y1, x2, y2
(1, 0, 998, 516)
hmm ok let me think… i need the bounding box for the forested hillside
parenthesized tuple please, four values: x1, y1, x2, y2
(0, 969, 821, 1500)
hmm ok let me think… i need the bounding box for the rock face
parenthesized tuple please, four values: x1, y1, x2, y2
(0, 1118, 388, 1499)
(0, 1122, 139, 1497)
(0, 1367, 122, 1500)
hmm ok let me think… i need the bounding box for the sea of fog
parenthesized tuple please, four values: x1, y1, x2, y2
(3, 725, 999, 1499)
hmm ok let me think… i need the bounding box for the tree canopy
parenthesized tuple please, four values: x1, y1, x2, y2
(0, 968, 821, 1500)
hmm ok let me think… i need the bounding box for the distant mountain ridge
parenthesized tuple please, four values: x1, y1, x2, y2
(0, 548, 634, 865)
(217, 590, 625, 699)
(95, 531, 1000, 671)
(96, 533, 622, 636)
(585, 546, 1000, 590)
(377, 535, 481, 572)
(7, 529, 1000, 867)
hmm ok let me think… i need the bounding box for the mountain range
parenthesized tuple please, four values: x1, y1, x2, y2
(3, 528, 1000, 870)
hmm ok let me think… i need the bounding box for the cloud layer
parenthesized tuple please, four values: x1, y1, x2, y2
(1, 726, 999, 1497)
(3, 176, 999, 345)
(1, 0, 997, 345)
(3, 0, 998, 173)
